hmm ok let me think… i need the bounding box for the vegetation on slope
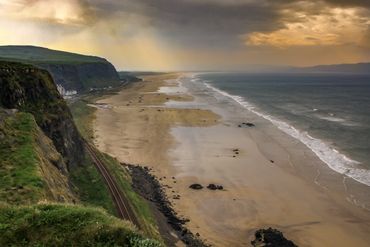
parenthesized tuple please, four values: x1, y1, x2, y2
(69, 94, 163, 242)
(0, 110, 76, 204)
(0, 203, 160, 247)
(0, 61, 162, 246)
(69, 155, 116, 215)
(99, 152, 162, 240)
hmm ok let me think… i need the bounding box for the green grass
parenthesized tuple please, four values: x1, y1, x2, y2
(69, 96, 163, 242)
(98, 152, 163, 242)
(69, 155, 116, 215)
(68, 97, 117, 215)
(69, 100, 96, 141)
(0, 45, 106, 65)
(0, 203, 161, 247)
(0, 112, 45, 204)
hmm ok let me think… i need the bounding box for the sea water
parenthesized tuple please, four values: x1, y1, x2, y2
(190, 72, 370, 186)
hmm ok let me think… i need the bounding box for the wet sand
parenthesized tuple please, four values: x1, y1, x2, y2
(93, 73, 370, 246)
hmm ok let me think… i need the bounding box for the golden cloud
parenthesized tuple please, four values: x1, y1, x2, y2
(0, 0, 94, 25)
(245, 6, 370, 48)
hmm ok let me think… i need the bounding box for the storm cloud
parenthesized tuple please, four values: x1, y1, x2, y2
(0, 0, 369, 70)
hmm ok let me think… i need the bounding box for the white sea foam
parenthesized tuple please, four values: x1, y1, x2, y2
(315, 115, 359, 126)
(316, 115, 346, 123)
(197, 79, 370, 186)
(158, 78, 188, 94)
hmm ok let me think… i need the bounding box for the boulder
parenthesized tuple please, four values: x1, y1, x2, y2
(251, 228, 297, 247)
(189, 184, 203, 190)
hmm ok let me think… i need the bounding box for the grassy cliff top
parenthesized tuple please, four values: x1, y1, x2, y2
(0, 110, 77, 204)
(0, 111, 45, 204)
(0, 203, 161, 247)
(0, 46, 107, 65)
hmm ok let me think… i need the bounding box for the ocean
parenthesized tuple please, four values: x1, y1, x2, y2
(191, 72, 370, 186)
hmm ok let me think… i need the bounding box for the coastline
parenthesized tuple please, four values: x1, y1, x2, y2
(92, 73, 370, 246)
(201, 78, 370, 187)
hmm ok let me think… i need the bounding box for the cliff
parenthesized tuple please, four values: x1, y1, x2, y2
(0, 110, 77, 204)
(0, 61, 84, 169)
(0, 61, 162, 246)
(41, 62, 120, 92)
(0, 46, 121, 93)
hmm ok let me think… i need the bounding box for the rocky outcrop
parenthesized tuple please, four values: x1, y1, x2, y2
(252, 228, 297, 247)
(0, 61, 84, 169)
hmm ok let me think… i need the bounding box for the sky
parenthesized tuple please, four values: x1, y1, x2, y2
(0, 0, 369, 71)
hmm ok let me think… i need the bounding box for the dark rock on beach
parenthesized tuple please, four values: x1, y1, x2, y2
(243, 122, 255, 127)
(189, 184, 203, 190)
(251, 228, 297, 247)
(238, 122, 255, 128)
(207, 184, 223, 190)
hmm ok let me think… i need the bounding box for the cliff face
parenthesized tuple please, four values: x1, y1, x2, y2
(0, 61, 84, 169)
(0, 46, 121, 94)
(40, 62, 121, 92)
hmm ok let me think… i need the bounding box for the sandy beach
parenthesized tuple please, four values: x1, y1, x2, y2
(93, 73, 370, 246)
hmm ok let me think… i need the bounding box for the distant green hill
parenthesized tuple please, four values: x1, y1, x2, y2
(0, 46, 121, 93)
(0, 45, 105, 64)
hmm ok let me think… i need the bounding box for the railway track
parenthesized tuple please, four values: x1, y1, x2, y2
(84, 141, 140, 227)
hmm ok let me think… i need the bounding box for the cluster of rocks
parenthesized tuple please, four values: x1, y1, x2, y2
(232, 148, 240, 158)
(207, 184, 223, 190)
(125, 164, 209, 247)
(251, 228, 297, 247)
(189, 183, 224, 191)
(238, 122, 255, 128)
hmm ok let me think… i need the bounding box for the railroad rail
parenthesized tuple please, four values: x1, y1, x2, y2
(84, 140, 140, 227)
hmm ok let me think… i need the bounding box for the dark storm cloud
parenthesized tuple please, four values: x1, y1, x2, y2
(86, 0, 286, 48)
(83, 0, 370, 48)
(323, 0, 370, 8)
(2, 0, 369, 69)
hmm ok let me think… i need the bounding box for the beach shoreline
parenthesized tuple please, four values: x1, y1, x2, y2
(93, 73, 370, 246)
